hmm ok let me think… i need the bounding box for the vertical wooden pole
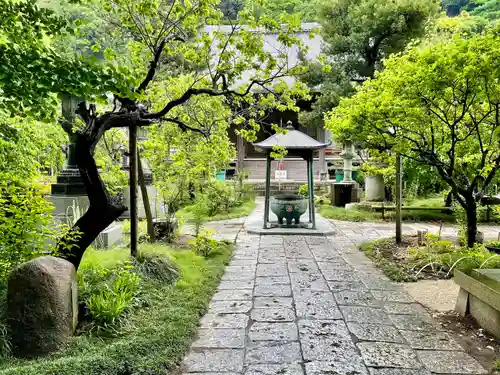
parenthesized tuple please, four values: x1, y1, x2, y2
(129, 124, 138, 257)
(395, 153, 402, 244)
(263, 153, 272, 229)
(309, 154, 317, 229)
(306, 156, 312, 223)
(237, 134, 245, 173)
(137, 148, 156, 242)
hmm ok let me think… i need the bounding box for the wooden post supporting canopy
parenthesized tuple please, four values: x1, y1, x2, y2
(263, 153, 272, 229)
(309, 153, 317, 229)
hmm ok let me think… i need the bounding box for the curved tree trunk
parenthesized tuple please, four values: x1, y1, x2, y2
(56, 132, 126, 270)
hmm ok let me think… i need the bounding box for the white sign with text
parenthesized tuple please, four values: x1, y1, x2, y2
(275, 170, 287, 180)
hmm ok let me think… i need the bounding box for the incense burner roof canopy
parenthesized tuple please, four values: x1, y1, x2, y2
(253, 122, 331, 152)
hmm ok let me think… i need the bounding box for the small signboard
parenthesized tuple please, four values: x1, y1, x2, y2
(275, 170, 287, 180)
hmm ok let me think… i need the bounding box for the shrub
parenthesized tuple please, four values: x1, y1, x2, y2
(235, 170, 253, 200)
(203, 181, 240, 216)
(0, 183, 59, 280)
(190, 198, 208, 236)
(189, 230, 219, 257)
(78, 266, 142, 336)
(132, 253, 179, 283)
(298, 184, 308, 197)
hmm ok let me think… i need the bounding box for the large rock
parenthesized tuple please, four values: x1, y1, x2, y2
(7, 256, 78, 358)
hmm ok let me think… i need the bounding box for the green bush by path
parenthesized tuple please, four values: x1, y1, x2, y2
(179, 195, 256, 222)
(0, 242, 232, 375)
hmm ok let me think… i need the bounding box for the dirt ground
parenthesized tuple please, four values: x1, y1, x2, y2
(407, 279, 500, 373)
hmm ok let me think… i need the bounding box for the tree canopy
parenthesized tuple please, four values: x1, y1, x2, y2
(326, 27, 500, 246)
(0, 0, 309, 268)
(442, 0, 500, 19)
(299, 0, 440, 128)
(218, 0, 320, 22)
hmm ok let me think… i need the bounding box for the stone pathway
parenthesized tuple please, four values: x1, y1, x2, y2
(182, 228, 489, 374)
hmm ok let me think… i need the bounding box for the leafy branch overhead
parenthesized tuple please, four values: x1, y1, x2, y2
(1, 0, 308, 136)
(326, 27, 500, 246)
(0, 0, 310, 268)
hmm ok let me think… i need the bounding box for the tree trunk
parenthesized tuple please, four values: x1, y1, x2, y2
(445, 191, 453, 207)
(465, 199, 478, 248)
(56, 133, 126, 270)
(137, 148, 156, 243)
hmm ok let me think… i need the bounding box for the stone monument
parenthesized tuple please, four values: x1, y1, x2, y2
(365, 174, 385, 202)
(49, 94, 122, 248)
(48, 94, 89, 222)
(7, 256, 78, 357)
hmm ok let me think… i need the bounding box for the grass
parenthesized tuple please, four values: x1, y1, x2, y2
(0, 242, 232, 375)
(319, 194, 457, 223)
(360, 238, 416, 282)
(178, 196, 256, 222)
(318, 205, 382, 222)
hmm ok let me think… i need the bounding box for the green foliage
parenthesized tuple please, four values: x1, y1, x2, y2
(132, 253, 179, 283)
(0, 183, 60, 280)
(327, 27, 500, 246)
(0, 243, 232, 375)
(0, 113, 66, 183)
(0, 320, 10, 359)
(298, 184, 308, 197)
(361, 235, 500, 282)
(202, 181, 241, 217)
(0, 1, 136, 119)
(442, 0, 500, 20)
(189, 198, 208, 237)
(241, 0, 321, 22)
(319, 205, 382, 222)
(94, 129, 128, 197)
(300, 0, 439, 128)
(360, 238, 416, 282)
(189, 230, 220, 257)
(78, 265, 142, 336)
(411, 242, 500, 276)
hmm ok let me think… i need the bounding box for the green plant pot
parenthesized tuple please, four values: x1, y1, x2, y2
(270, 194, 307, 226)
(215, 171, 226, 181)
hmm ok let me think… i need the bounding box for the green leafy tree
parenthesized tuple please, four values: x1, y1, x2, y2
(0, 0, 308, 269)
(241, 0, 320, 22)
(300, 0, 439, 128)
(442, 0, 500, 20)
(326, 28, 500, 247)
(0, 110, 67, 278)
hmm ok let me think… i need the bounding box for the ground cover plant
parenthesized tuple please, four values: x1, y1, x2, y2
(0, 240, 231, 374)
(360, 234, 500, 282)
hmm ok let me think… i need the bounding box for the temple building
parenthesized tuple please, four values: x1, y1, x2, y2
(204, 23, 359, 181)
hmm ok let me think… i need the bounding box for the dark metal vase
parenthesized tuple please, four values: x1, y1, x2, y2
(270, 194, 307, 226)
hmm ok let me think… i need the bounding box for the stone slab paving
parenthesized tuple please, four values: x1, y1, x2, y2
(182, 226, 488, 374)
